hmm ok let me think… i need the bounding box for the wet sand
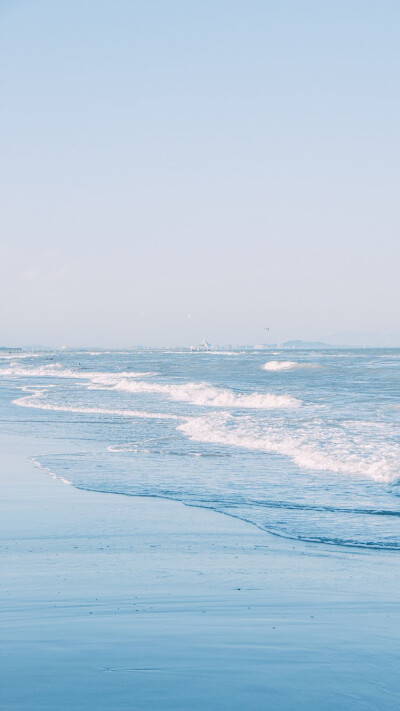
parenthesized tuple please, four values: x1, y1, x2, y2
(1, 433, 400, 710)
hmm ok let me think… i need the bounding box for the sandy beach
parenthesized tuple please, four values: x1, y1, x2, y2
(1, 431, 399, 710)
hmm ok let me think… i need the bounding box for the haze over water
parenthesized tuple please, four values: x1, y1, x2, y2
(2, 347, 400, 549)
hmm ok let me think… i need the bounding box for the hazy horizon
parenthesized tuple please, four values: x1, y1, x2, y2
(1, 1, 399, 348)
(4, 340, 400, 351)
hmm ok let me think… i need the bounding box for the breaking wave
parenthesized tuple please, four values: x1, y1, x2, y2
(1, 364, 155, 381)
(262, 360, 319, 371)
(113, 379, 300, 409)
(2, 363, 300, 410)
(178, 413, 400, 483)
(0, 352, 40, 360)
(13, 389, 179, 420)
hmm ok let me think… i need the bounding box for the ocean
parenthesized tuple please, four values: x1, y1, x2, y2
(1, 348, 400, 549)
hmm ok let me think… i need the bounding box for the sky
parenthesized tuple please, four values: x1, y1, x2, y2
(1, 0, 399, 347)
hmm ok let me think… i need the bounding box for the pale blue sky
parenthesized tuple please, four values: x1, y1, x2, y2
(1, 1, 399, 347)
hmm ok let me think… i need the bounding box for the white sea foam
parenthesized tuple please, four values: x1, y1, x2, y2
(106, 444, 151, 453)
(1, 363, 299, 409)
(178, 413, 400, 483)
(29, 457, 73, 486)
(13, 389, 179, 420)
(106, 443, 214, 456)
(191, 351, 239, 356)
(113, 379, 300, 409)
(1, 364, 154, 381)
(262, 360, 319, 371)
(0, 353, 40, 360)
(165, 350, 238, 355)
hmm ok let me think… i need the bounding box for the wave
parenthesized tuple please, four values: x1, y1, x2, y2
(262, 360, 319, 371)
(166, 350, 239, 356)
(1, 363, 300, 410)
(190, 351, 239, 356)
(106, 443, 227, 456)
(0, 353, 40, 360)
(1, 364, 155, 381)
(242, 526, 400, 550)
(13, 389, 179, 420)
(29, 458, 73, 486)
(107, 445, 151, 453)
(178, 413, 400, 483)
(113, 379, 300, 409)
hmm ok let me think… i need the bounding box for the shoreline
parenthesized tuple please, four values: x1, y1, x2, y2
(33, 467, 400, 555)
(29, 450, 400, 555)
(2, 432, 400, 710)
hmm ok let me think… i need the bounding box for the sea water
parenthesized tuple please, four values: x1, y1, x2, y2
(1, 348, 399, 549)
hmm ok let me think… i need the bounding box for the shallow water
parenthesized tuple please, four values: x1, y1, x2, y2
(1, 347, 400, 549)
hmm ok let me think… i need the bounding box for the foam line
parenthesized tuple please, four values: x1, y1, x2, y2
(178, 414, 400, 483)
(114, 379, 300, 409)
